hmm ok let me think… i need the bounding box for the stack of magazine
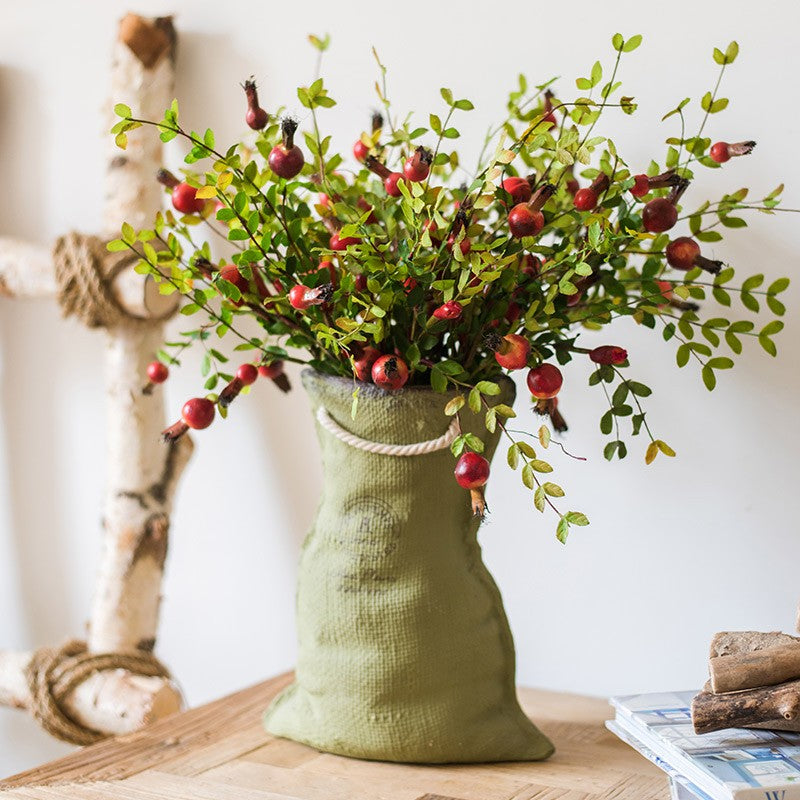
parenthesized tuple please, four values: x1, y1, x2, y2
(608, 690, 800, 800)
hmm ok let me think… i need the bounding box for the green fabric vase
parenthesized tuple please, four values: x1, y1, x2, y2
(263, 369, 553, 764)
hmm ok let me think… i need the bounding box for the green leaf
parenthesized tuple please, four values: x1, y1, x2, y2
(114, 103, 131, 118)
(565, 511, 589, 526)
(534, 486, 546, 512)
(622, 34, 643, 52)
(507, 443, 520, 470)
(440, 87, 454, 106)
(521, 463, 535, 489)
(121, 222, 136, 245)
(707, 357, 733, 370)
(556, 517, 570, 544)
(656, 440, 676, 457)
(444, 396, 464, 416)
(543, 482, 565, 497)
(702, 365, 717, 391)
(476, 380, 500, 396)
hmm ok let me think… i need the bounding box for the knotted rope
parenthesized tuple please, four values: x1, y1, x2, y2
(25, 639, 171, 745)
(52, 231, 175, 329)
(316, 406, 459, 457)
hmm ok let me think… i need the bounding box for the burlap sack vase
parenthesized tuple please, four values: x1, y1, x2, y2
(263, 369, 553, 763)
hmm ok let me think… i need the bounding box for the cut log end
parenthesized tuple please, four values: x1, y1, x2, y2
(692, 680, 800, 734)
(118, 14, 175, 69)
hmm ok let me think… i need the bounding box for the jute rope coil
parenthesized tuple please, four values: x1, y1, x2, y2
(53, 231, 176, 329)
(316, 406, 459, 456)
(25, 639, 171, 745)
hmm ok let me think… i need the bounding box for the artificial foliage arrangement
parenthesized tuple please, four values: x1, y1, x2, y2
(112, 34, 788, 539)
(107, 33, 792, 763)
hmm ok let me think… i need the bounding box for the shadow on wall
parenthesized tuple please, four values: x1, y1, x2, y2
(0, 64, 77, 645)
(0, 63, 84, 777)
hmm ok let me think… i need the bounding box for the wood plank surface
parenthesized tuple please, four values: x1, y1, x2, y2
(0, 674, 668, 799)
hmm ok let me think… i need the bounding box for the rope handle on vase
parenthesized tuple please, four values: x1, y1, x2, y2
(316, 406, 460, 457)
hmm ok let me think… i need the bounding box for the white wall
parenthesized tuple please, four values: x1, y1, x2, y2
(1, 0, 799, 777)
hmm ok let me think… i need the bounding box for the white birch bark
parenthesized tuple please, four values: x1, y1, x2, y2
(0, 13, 188, 738)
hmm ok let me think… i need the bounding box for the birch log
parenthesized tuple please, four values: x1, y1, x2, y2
(89, 12, 184, 656)
(0, 239, 55, 299)
(0, 13, 188, 738)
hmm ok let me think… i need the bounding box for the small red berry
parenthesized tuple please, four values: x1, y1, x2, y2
(666, 236, 701, 271)
(505, 300, 521, 324)
(357, 197, 378, 223)
(147, 361, 169, 383)
(403, 146, 432, 182)
(171, 182, 205, 215)
(220, 265, 249, 294)
(589, 345, 628, 365)
(508, 204, 544, 238)
(182, 397, 215, 430)
(642, 197, 678, 233)
(630, 174, 650, 198)
(246, 106, 268, 130)
(269, 119, 304, 179)
(403, 277, 418, 292)
(259, 361, 284, 379)
(710, 142, 730, 163)
(495, 333, 530, 370)
(433, 301, 463, 321)
(353, 139, 370, 162)
(384, 172, 404, 196)
(289, 284, 310, 310)
(236, 363, 258, 385)
(318, 259, 337, 284)
(371, 355, 409, 391)
(330, 233, 359, 251)
(527, 363, 563, 399)
(656, 280, 673, 304)
(446, 234, 471, 255)
(710, 140, 756, 164)
(352, 346, 380, 382)
(566, 290, 583, 308)
(519, 254, 541, 280)
(454, 451, 490, 490)
(243, 79, 268, 130)
(269, 144, 304, 179)
(502, 176, 532, 205)
(573, 187, 599, 211)
(424, 219, 440, 245)
(354, 273, 368, 292)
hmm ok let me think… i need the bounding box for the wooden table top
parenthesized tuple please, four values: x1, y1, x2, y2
(0, 672, 668, 799)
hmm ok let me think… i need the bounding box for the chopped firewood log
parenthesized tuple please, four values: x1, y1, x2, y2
(692, 680, 800, 734)
(710, 630, 800, 658)
(710, 643, 800, 693)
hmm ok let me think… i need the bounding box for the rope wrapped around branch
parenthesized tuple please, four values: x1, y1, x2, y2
(53, 231, 176, 329)
(25, 639, 171, 745)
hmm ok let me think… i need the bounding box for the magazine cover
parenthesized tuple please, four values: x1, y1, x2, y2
(610, 692, 800, 800)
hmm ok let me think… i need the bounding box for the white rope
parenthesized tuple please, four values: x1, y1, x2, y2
(316, 406, 459, 457)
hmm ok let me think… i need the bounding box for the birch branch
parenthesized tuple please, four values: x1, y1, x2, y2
(0, 239, 56, 299)
(0, 650, 181, 735)
(0, 13, 188, 739)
